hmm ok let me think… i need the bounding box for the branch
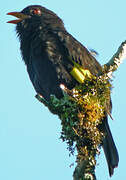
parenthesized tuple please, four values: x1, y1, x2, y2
(73, 154, 97, 180)
(103, 40, 126, 78)
(35, 41, 126, 180)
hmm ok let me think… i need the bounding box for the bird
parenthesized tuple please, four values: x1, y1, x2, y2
(7, 5, 119, 176)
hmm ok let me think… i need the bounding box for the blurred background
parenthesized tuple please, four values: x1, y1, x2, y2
(1, 0, 126, 179)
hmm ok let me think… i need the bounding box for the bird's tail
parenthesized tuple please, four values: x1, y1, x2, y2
(102, 119, 119, 176)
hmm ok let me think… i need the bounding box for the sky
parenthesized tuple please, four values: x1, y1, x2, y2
(1, 0, 126, 180)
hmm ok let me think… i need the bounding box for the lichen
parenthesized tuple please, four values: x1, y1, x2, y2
(36, 73, 111, 171)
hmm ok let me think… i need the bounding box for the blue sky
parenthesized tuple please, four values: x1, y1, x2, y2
(1, 0, 126, 179)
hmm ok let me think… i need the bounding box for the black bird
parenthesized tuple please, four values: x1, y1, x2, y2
(7, 5, 119, 176)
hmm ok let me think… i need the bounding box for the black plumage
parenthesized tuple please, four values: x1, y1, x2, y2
(7, 5, 119, 176)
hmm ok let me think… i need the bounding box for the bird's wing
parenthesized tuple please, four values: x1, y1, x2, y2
(56, 30, 103, 83)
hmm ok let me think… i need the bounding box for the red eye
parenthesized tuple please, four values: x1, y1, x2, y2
(32, 9, 41, 15)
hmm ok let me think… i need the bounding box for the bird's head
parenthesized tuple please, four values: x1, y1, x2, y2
(7, 5, 65, 36)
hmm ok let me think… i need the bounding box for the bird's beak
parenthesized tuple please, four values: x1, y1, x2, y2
(7, 12, 29, 24)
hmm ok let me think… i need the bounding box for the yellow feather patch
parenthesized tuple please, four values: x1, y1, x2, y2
(70, 61, 91, 83)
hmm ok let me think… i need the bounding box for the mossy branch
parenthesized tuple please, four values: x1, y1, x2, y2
(102, 40, 126, 77)
(35, 41, 126, 180)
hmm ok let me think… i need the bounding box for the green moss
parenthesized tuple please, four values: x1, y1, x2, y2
(36, 74, 111, 161)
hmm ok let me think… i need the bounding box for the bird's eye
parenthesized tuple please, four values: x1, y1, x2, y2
(31, 9, 41, 15)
